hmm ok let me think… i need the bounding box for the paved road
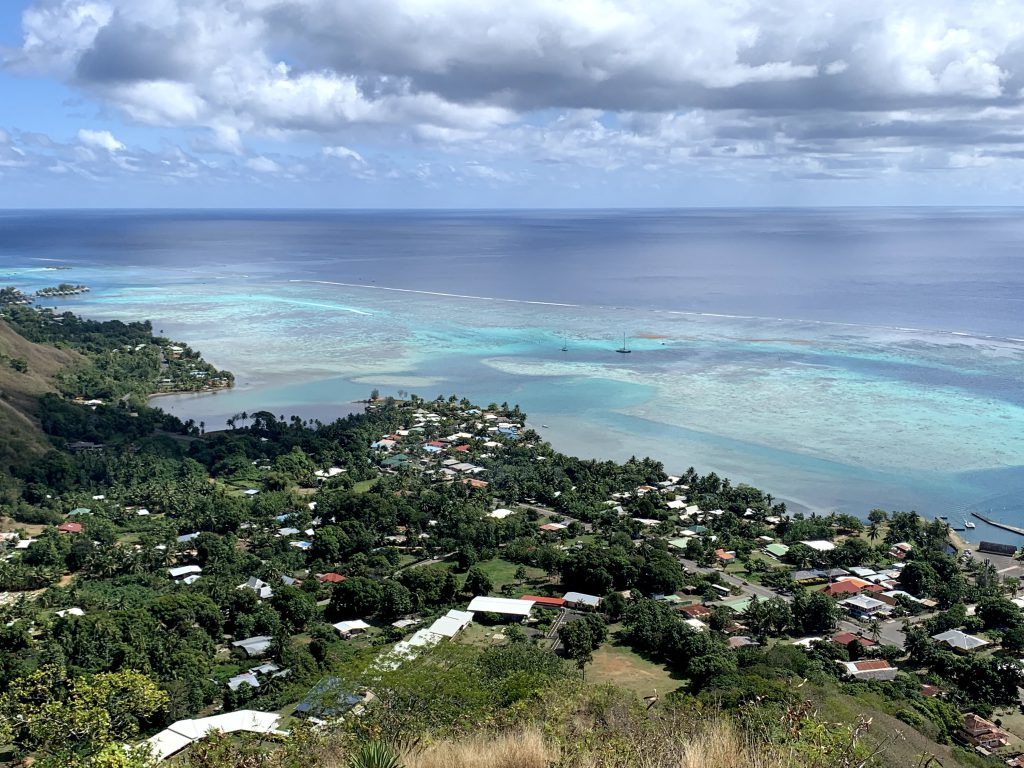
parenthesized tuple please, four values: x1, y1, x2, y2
(678, 557, 781, 601)
(678, 555, 912, 649)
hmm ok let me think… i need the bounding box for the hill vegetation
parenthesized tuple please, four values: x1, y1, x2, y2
(0, 307, 1017, 768)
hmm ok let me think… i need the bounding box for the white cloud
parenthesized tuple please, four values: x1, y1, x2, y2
(245, 155, 282, 173)
(9, 0, 1024, 188)
(323, 145, 365, 163)
(77, 128, 124, 151)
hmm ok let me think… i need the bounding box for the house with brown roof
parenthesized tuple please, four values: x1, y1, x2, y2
(838, 659, 897, 681)
(822, 580, 864, 598)
(680, 603, 712, 619)
(318, 572, 346, 584)
(958, 713, 1009, 750)
(831, 631, 876, 648)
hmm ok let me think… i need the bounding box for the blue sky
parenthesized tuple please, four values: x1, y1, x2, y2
(1, 1, 1023, 208)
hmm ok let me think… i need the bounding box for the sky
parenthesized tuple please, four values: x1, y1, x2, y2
(1, 1, 1024, 208)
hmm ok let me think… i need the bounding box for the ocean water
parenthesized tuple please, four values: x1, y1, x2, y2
(2, 209, 1023, 542)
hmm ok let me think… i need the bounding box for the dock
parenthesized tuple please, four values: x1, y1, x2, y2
(971, 512, 1024, 537)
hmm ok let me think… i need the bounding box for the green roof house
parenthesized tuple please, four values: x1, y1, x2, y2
(764, 543, 790, 559)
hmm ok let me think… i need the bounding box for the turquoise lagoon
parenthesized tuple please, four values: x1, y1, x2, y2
(5, 204, 1024, 543)
(15, 266, 1024, 544)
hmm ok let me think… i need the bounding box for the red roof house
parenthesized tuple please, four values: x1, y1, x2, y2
(521, 595, 565, 608)
(822, 581, 864, 598)
(318, 572, 346, 584)
(831, 631, 876, 648)
(959, 713, 1009, 750)
(57, 522, 83, 534)
(454, 444, 471, 452)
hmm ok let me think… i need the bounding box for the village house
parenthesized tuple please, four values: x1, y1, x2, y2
(520, 595, 565, 609)
(838, 659, 898, 681)
(958, 713, 1009, 751)
(238, 577, 274, 600)
(831, 631, 876, 648)
(563, 591, 602, 610)
(838, 594, 888, 619)
(332, 619, 371, 637)
(931, 629, 989, 653)
(232, 635, 273, 658)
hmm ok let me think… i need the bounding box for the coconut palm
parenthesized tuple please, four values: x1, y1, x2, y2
(867, 619, 882, 643)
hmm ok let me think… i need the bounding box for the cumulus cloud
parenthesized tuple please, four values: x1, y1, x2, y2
(8, 0, 1024, 186)
(77, 128, 124, 151)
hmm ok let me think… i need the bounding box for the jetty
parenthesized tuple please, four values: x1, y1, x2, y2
(971, 511, 1024, 537)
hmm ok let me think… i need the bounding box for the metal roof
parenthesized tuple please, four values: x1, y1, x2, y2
(467, 596, 534, 616)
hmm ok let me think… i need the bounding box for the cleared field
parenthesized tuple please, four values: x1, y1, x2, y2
(587, 637, 681, 699)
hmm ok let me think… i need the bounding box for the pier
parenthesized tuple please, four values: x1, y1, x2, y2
(971, 511, 1024, 537)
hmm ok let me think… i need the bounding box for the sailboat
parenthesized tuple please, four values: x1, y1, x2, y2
(560, 335, 568, 352)
(616, 333, 631, 354)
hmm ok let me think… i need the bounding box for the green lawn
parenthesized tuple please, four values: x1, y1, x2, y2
(352, 478, 379, 494)
(459, 557, 549, 595)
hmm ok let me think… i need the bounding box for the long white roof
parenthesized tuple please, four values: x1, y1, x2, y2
(147, 710, 286, 761)
(467, 596, 534, 616)
(429, 609, 474, 637)
(332, 619, 371, 634)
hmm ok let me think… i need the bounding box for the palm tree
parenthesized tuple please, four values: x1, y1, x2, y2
(867, 523, 880, 543)
(867, 619, 882, 643)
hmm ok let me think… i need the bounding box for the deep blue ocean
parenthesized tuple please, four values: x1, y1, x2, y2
(2, 209, 1023, 541)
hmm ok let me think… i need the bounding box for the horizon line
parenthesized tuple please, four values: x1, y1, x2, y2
(3, 204, 1024, 213)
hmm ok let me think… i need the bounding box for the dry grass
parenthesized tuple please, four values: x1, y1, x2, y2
(403, 729, 554, 768)
(0, 319, 82, 464)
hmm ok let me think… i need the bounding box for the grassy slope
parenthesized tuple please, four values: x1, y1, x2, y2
(0, 319, 82, 466)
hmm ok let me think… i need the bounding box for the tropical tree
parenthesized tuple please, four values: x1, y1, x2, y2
(558, 614, 607, 679)
(464, 566, 493, 596)
(0, 665, 168, 765)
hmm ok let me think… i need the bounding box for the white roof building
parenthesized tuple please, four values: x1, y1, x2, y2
(227, 672, 260, 691)
(168, 565, 202, 579)
(683, 618, 708, 632)
(332, 619, 371, 636)
(839, 595, 887, 615)
(232, 635, 273, 657)
(238, 577, 274, 600)
(932, 629, 989, 651)
(488, 508, 514, 519)
(428, 609, 475, 637)
(147, 710, 286, 761)
(799, 540, 836, 552)
(55, 607, 85, 618)
(563, 591, 602, 609)
(467, 596, 534, 617)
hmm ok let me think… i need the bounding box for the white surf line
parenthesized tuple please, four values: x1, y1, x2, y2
(291, 279, 1024, 346)
(289, 279, 581, 308)
(660, 309, 1024, 345)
